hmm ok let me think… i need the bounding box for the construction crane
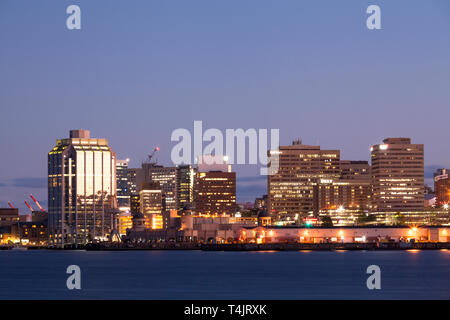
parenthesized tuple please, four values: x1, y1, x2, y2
(24, 200, 34, 213)
(144, 146, 160, 165)
(8, 201, 14, 209)
(30, 194, 45, 212)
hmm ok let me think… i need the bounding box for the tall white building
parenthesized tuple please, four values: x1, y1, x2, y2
(48, 130, 117, 247)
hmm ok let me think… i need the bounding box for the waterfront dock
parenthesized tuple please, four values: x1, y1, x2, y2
(81, 241, 450, 251)
(200, 242, 450, 251)
(85, 242, 202, 251)
(3, 242, 449, 251)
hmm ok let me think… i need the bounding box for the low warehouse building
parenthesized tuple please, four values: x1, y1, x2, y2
(238, 226, 449, 243)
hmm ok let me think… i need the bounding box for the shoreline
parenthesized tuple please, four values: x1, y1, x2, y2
(2, 242, 449, 251)
(89, 242, 450, 251)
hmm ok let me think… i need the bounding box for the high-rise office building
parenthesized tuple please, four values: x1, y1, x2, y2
(177, 165, 196, 210)
(371, 138, 424, 212)
(48, 129, 117, 246)
(139, 182, 164, 229)
(434, 169, 450, 207)
(314, 160, 371, 225)
(127, 167, 144, 216)
(267, 140, 340, 222)
(127, 168, 144, 195)
(195, 171, 236, 215)
(116, 159, 130, 208)
(142, 163, 178, 211)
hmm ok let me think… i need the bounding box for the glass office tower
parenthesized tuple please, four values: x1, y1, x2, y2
(177, 165, 195, 210)
(116, 159, 130, 208)
(48, 130, 117, 247)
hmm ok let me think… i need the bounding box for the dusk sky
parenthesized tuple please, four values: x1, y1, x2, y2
(1, 0, 449, 212)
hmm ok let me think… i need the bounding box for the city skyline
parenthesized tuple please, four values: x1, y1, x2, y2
(2, 0, 450, 305)
(0, 129, 448, 214)
(1, 0, 450, 212)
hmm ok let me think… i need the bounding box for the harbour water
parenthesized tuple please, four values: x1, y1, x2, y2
(0, 250, 448, 299)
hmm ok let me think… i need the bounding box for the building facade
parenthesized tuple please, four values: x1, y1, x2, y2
(142, 164, 178, 211)
(340, 160, 371, 180)
(0, 208, 19, 227)
(267, 140, 340, 222)
(434, 169, 450, 207)
(315, 180, 372, 211)
(130, 194, 140, 214)
(195, 171, 236, 215)
(118, 212, 133, 236)
(116, 159, 130, 208)
(139, 182, 164, 229)
(316, 160, 371, 211)
(48, 129, 117, 246)
(127, 167, 144, 196)
(371, 138, 424, 212)
(240, 226, 449, 243)
(177, 165, 196, 210)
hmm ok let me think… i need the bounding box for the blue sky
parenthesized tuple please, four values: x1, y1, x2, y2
(1, 0, 449, 212)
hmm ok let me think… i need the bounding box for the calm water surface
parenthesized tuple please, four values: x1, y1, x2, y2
(0, 250, 449, 299)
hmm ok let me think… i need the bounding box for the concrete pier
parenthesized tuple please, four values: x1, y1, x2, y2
(200, 242, 450, 251)
(81, 241, 450, 251)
